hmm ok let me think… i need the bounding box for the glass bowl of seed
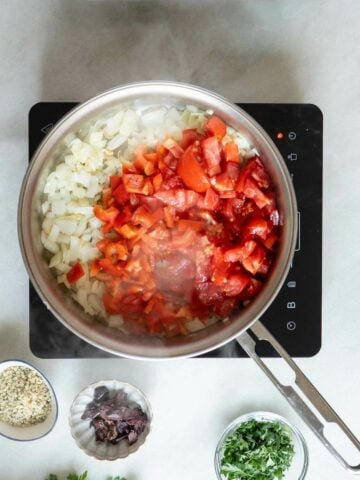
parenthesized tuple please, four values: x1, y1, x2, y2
(0, 359, 58, 441)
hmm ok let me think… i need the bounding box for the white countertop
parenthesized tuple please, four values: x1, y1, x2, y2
(0, 1, 359, 479)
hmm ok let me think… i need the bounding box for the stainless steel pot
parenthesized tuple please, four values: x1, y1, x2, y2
(18, 82, 359, 471)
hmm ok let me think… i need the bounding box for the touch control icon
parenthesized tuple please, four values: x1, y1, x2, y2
(41, 123, 54, 134)
(288, 131, 297, 140)
(287, 321, 297, 331)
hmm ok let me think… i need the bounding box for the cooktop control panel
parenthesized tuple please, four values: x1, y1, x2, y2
(28, 102, 322, 358)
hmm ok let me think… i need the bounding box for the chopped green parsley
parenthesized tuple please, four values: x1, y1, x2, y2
(220, 419, 295, 480)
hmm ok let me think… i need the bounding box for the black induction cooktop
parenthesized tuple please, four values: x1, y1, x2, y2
(28, 102, 322, 358)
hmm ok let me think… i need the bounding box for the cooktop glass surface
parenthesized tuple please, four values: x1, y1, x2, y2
(28, 102, 322, 358)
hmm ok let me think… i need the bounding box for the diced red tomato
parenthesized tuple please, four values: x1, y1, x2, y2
(112, 183, 130, 205)
(223, 274, 250, 297)
(112, 208, 132, 233)
(94, 205, 119, 224)
(212, 253, 230, 286)
(96, 239, 110, 254)
(224, 240, 257, 263)
(117, 224, 140, 239)
(251, 157, 271, 189)
(235, 158, 256, 193)
(242, 245, 267, 275)
(224, 142, 239, 163)
(202, 137, 222, 176)
(177, 146, 210, 193)
(133, 146, 156, 176)
(257, 257, 270, 276)
(110, 175, 122, 190)
(101, 187, 113, 208)
(153, 173, 163, 191)
(143, 161, 155, 176)
(66, 263, 85, 284)
(122, 161, 139, 174)
(221, 199, 236, 222)
(154, 189, 199, 212)
(123, 174, 153, 195)
(203, 188, 219, 210)
(205, 116, 227, 140)
(104, 241, 128, 263)
(128, 227, 147, 247)
(139, 196, 161, 212)
(163, 206, 176, 228)
(98, 258, 124, 277)
(213, 298, 236, 317)
(163, 152, 178, 171)
(195, 250, 213, 283)
(91, 115, 278, 336)
(264, 231, 278, 250)
(171, 228, 197, 249)
(182, 129, 199, 149)
(178, 219, 204, 232)
(195, 282, 224, 306)
(122, 173, 144, 191)
(212, 172, 234, 192)
(163, 138, 184, 158)
(160, 175, 184, 190)
(235, 157, 271, 193)
(148, 224, 170, 241)
(132, 206, 163, 228)
(244, 278, 263, 300)
(243, 178, 272, 209)
(219, 190, 237, 199)
(145, 151, 159, 163)
(224, 161, 240, 180)
(243, 218, 270, 241)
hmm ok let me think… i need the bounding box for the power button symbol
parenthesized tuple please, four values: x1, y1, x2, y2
(287, 321, 297, 331)
(288, 132, 297, 140)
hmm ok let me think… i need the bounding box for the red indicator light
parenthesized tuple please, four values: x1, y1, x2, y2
(277, 132, 284, 140)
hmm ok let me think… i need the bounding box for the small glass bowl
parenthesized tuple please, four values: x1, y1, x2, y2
(69, 379, 152, 460)
(215, 411, 308, 480)
(0, 359, 58, 441)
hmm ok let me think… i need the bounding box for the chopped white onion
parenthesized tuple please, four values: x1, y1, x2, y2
(185, 319, 206, 333)
(108, 315, 124, 328)
(49, 251, 62, 268)
(48, 224, 60, 242)
(107, 134, 127, 151)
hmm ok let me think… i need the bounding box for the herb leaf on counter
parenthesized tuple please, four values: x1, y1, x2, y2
(67, 473, 88, 480)
(45, 473, 126, 480)
(220, 420, 295, 480)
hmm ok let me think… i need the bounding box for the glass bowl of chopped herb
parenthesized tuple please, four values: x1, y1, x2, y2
(215, 411, 308, 480)
(0, 359, 58, 441)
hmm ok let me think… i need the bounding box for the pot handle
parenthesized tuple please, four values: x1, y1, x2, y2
(236, 320, 360, 473)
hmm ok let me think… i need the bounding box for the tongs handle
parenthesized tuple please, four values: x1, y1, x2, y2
(236, 320, 360, 473)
